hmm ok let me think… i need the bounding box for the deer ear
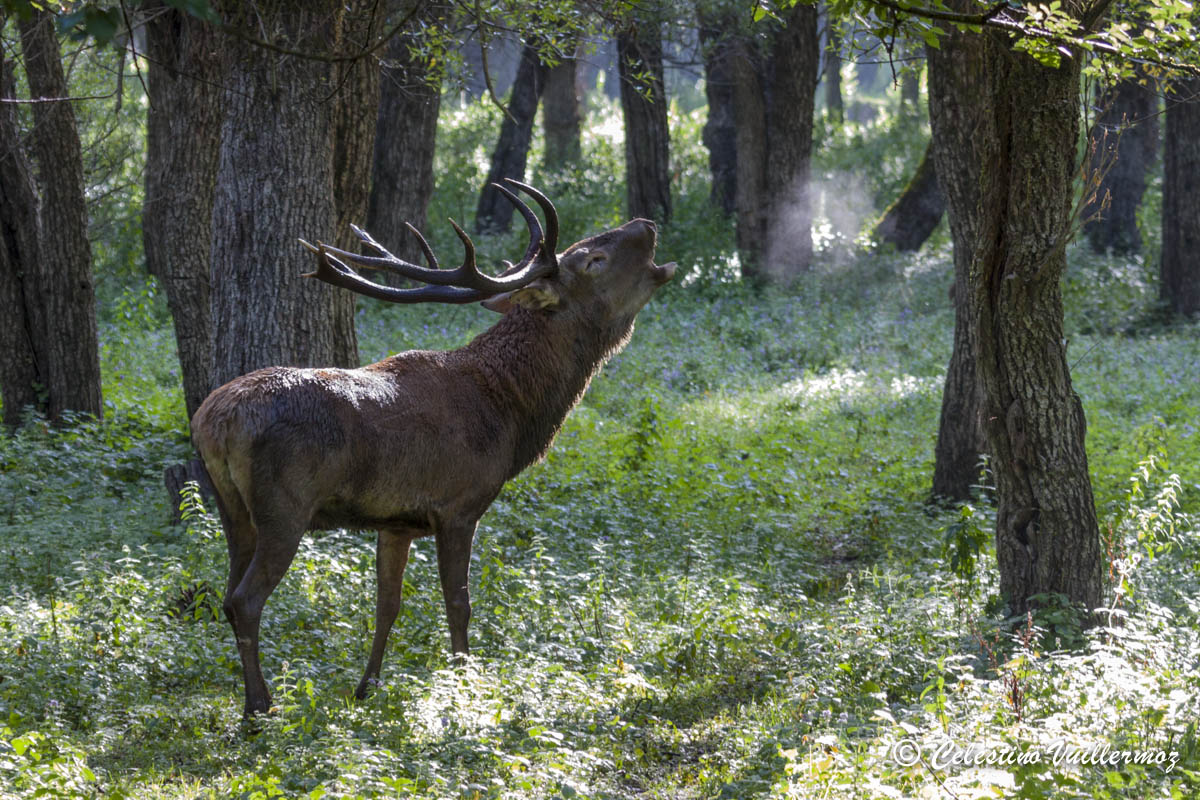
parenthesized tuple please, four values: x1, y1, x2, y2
(480, 280, 560, 313)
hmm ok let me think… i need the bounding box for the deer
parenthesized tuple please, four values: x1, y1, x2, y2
(191, 181, 675, 717)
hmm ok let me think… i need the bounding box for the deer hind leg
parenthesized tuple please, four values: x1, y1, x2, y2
(224, 500, 308, 718)
(436, 520, 478, 656)
(355, 527, 418, 699)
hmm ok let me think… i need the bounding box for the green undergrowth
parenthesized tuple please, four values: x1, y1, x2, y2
(2, 94, 1198, 799)
(2, 236, 1198, 798)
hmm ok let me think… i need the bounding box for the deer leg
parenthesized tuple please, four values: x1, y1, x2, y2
(355, 528, 416, 699)
(436, 520, 477, 655)
(224, 513, 307, 717)
(214, 491, 256, 608)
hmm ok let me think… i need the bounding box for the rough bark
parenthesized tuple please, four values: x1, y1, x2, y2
(542, 44, 582, 170)
(366, 4, 443, 266)
(9, 12, 103, 421)
(475, 43, 548, 234)
(208, 2, 364, 390)
(762, 3, 818, 278)
(872, 138, 945, 252)
(1083, 77, 1159, 255)
(1161, 76, 1200, 316)
(617, 22, 672, 222)
(698, 11, 737, 215)
(0, 40, 42, 426)
(731, 38, 767, 262)
(327, 6, 381, 366)
(731, 3, 818, 280)
(144, 2, 224, 419)
(927, 21, 1102, 616)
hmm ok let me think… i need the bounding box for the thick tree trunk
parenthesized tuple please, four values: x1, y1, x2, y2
(732, 4, 818, 280)
(8, 12, 103, 421)
(0, 40, 42, 426)
(542, 45, 582, 170)
(617, 23, 672, 222)
(872, 139, 945, 252)
(1161, 76, 1200, 316)
(762, 3, 818, 278)
(928, 24, 1101, 616)
(209, 2, 363, 389)
(327, 7, 381, 366)
(366, 5, 442, 266)
(144, 2, 224, 419)
(1084, 77, 1159, 255)
(698, 13, 737, 215)
(476, 43, 548, 234)
(731, 40, 767, 264)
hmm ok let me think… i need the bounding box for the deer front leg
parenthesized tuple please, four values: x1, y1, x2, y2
(436, 520, 478, 655)
(355, 528, 416, 699)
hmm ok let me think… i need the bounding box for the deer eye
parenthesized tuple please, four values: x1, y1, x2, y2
(585, 253, 608, 272)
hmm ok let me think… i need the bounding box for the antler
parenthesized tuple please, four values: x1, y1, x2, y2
(301, 179, 559, 304)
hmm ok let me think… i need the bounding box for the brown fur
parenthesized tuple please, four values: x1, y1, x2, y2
(192, 217, 674, 716)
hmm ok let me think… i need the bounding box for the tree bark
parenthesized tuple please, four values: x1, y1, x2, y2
(731, 37, 767, 263)
(927, 21, 1101, 616)
(208, 2, 365, 389)
(144, 2, 224, 419)
(1161, 76, 1200, 316)
(698, 11, 737, 215)
(731, 3, 818, 280)
(475, 43, 548, 234)
(327, 5, 381, 367)
(872, 138, 945, 252)
(617, 22, 672, 222)
(1083, 77, 1159, 255)
(366, 4, 443, 266)
(542, 44, 582, 170)
(2, 11, 103, 422)
(0, 38, 42, 426)
(762, 3, 818, 278)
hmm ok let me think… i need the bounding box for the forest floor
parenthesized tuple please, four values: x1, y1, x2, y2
(1, 235, 1197, 798)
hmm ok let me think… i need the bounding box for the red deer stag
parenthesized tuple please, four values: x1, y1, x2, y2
(191, 181, 675, 717)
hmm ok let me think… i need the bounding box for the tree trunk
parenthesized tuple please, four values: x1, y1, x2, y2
(825, 17, 843, 123)
(1161, 75, 1200, 316)
(542, 44, 582, 170)
(144, 1, 224, 419)
(1084, 77, 1159, 255)
(3, 11, 103, 422)
(927, 23, 1102, 616)
(731, 4, 818, 280)
(731, 38, 767, 265)
(762, 3, 818, 278)
(0, 38, 42, 426)
(366, 4, 443, 266)
(872, 138, 945, 252)
(208, 2, 364, 389)
(617, 23, 672, 222)
(327, 6, 381, 366)
(475, 43, 548, 234)
(698, 13, 737, 215)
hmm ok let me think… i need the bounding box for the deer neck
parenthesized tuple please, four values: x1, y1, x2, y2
(466, 305, 632, 474)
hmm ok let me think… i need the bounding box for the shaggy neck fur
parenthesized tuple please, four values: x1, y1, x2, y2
(460, 303, 635, 476)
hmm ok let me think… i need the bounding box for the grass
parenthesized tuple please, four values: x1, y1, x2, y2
(0, 100, 1198, 799)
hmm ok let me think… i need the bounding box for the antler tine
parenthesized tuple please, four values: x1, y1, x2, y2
(351, 224, 391, 257)
(404, 222, 440, 270)
(490, 182, 544, 271)
(503, 179, 559, 259)
(300, 239, 489, 304)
